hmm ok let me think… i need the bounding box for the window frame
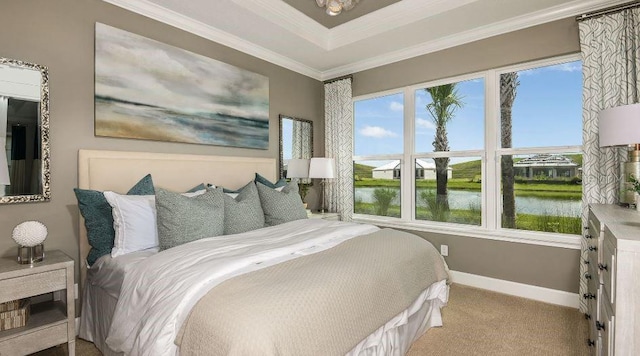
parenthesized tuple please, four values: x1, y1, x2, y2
(352, 53, 582, 250)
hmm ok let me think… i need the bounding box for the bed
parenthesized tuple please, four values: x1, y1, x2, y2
(76, 149, 450, 356)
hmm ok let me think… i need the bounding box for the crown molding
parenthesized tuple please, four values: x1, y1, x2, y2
(101, 0, 323, 79)
(320, 0, 631, 80)
(103, 0, 628, 82)
(231, 0, 330, 49)
(328, 0, 479, 49)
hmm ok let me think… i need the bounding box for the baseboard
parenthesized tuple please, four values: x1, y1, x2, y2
(450, 270, 579, 309)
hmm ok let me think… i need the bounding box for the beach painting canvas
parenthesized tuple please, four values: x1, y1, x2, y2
(94, 23, 269, 149)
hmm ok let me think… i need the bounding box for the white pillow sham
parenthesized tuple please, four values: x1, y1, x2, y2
(104, 191, 158, 258)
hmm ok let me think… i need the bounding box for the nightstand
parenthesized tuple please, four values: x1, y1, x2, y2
(0, 250, 75, 356)
(308, 212, 341, 221)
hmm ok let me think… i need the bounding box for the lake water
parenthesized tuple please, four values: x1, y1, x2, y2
(355, 187, 581, 217)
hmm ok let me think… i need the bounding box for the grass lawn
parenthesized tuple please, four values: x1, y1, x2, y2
(354, 202, 581, 235)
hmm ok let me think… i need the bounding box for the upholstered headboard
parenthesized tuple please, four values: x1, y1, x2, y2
(77, 149, 276, 292)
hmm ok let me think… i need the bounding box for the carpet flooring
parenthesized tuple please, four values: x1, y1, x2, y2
(33, 283, 589, 355)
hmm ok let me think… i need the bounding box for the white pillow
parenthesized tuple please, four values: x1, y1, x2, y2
(104, 191, 158, 258)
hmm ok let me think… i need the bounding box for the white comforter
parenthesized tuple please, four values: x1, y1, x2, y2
(105, 219, 379, 356)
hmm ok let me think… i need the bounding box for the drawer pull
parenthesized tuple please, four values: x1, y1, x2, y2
(585, 313, 591, 320)
(588, 246, 597, 251)
(596, 321, 605, 331)
(587, 339, 595, 347)
(584, 226, 590, 231)
(582, 293, 596, 300)
(598, 263, 608, 271)
(583, 259, 590, 265)
(584, 272, 592, 280)
(585, 234, 593, 239)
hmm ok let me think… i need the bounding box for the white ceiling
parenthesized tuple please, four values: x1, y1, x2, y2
(104, 0, 627, 81)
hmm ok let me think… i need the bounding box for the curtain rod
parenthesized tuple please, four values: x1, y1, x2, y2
(323, 74, 353, 85)
(576, 0, 640, 21)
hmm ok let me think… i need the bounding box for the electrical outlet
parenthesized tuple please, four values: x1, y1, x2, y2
(440, 244, 449, 257)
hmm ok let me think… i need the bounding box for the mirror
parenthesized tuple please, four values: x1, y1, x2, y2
(279, 115, 313, 178)
(0, 57, 50, 204)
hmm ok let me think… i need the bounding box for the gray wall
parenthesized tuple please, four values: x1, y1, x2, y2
(0, 0, 324, 275)
(353, 18, 582, 293)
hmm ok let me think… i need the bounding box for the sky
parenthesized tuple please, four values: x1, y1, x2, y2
(353, 60, 583, 166)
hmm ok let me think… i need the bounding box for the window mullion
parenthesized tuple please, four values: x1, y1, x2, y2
(484, 70, 499, 230)
(402, 87, 415, 222)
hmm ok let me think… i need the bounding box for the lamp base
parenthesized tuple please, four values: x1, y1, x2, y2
(17, 244, 44, 264)
(620, 149, 640, 205)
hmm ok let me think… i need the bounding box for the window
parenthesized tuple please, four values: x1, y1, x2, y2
(353, 93, 403, 218)
(498, 61, 582, 234)
(352, 55, 583, 244)
(414, 78, 484, 225)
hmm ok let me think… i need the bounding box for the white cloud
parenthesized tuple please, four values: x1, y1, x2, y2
(389, 101, 404, 111)
(554, 62, 581, 72)
(359, 125, 398, 138)
(416, 118, 436, 130)
(519, 61, 581, 76)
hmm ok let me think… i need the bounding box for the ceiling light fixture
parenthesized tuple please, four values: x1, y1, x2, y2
(315, 0, 360, 16)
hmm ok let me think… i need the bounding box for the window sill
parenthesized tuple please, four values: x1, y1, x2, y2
(352, 215, 581, 250)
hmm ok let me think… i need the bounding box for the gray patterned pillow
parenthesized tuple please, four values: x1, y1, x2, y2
(256, 181, 307, 226)
(155, 187, 225, 250)
(223, 182, 265, 235)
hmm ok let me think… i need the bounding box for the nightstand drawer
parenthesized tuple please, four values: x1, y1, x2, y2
(0, 269, 66, 302)
(0, 322, 67, 356)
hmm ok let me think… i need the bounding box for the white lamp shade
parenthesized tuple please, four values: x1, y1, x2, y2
(599, 103, 640, 147)
(0, 146, 9, 186)
(286, 159, 310, 178)
(309, 158, 336, 179)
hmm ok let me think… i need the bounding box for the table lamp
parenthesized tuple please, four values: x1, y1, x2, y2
(286, 158, 311, 203)
(599, 103, 640, 205)
(309, 157, 335, 213)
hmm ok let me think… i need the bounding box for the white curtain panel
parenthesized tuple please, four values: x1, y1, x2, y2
(324, 78, 354, 221)
(578, 7, 640, 313)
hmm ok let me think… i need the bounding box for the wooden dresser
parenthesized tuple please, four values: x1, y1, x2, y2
(586, 204, 640, 355)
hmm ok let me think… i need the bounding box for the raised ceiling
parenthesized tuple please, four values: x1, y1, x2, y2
(282, 0, 402, 28)
(104, 0, 627, 80)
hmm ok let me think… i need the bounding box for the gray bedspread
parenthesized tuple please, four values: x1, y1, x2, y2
(175, 228, 449, 356)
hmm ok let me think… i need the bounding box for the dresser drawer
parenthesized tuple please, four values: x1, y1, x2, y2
(0, 322, 68, 356)
(0, 269, 67, 302)
(599, 293, 615, 356)
(601, 229, 616, 306)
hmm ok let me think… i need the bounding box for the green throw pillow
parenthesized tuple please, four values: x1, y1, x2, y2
(256, 181, 307, 226)
(223, 182, 265, 235)
(74, 174, 155, 266)
(155, 187, 225, 250)
(254, 173, 287, 189)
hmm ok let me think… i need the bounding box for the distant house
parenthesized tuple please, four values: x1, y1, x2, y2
(513, 154, 579, 179)
(372, 159, 452, 180)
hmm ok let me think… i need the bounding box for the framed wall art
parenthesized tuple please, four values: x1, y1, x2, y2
(94, 23, 269, 149)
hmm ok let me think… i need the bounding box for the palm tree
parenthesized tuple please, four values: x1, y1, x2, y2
(500, 72, 519, 228)
(425, 84, 463, 211)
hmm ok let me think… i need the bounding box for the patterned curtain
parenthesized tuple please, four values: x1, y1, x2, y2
(291, 120, 312, 160)
(324, 78, 354, 221)
(578, 7, 640, 313)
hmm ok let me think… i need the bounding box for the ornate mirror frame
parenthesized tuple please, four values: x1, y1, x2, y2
(0, 57, 51, 204)
(279, 114, 313, 179)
